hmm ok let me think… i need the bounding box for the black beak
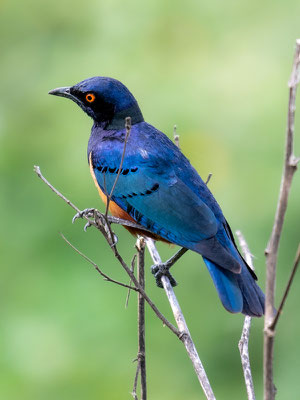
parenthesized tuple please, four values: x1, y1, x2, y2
(48, 86, 73, 99)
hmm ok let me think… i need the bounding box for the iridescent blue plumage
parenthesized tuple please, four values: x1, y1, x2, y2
(49, 76, 265, 316)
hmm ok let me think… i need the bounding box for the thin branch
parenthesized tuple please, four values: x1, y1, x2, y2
(131, 362, 140, 400)
(60, 233, 138, 291)
(236, 230, 256, 400)
(264, 39, 300, 400)
(105, 116, 131, 218)
(136, 237, 147, 400)
(269, 243, 300, 331)
(34, 165, 179, 336)
(145, 238, 216, 400)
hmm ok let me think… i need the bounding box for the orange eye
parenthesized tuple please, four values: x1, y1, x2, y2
(86, 93, 95, 103)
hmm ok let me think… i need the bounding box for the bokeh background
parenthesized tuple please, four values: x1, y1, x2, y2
(1, 1, 300, 399)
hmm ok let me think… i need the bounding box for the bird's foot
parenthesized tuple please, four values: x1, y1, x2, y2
(72, 208, 96, 224)
(72, 208, 99, 232)
(151, 263, 177, 288)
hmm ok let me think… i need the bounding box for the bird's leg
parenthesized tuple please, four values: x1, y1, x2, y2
(151, 247, 188, 288)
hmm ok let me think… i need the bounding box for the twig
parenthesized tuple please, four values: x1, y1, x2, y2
(34, 165, 180, 336)
(264, 39, 300, 400)
(236, 230, 256, 400)
(173, 125, 180, 148)
(105, 116, 131, 218)
(205, 173, 213, 185)
(269, 243, 300, 331)
(136, 238, 147, 400)
(60, 233, 138, 291)
(131, 362, 140, 400)
(145, 238, 216, 400)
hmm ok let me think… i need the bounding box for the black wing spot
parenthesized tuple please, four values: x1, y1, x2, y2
(145, 190, 152, 195)
(122, 169, 129, 175)
(109, 167, 116, 173)
(127, 194, 133, 198)
(131, 192, 137, 196)
(131, 167, 138, 173)
(122, 195, 127, 199)
(134, 210, 143, 223)
(97, 166, 102, 172)
(127, 204, 133, 214)
(102, 166, 108, 173)
(151, 183, 159, 192)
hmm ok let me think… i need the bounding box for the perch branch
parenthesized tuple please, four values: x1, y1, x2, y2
(264, 39, 300, 400)
(236, 230, 256, 400)
(34, 166, 179, 336)
(145, 238, 216, 400)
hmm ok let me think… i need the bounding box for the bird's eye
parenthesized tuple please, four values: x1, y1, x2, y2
(86, 93, 95, 103)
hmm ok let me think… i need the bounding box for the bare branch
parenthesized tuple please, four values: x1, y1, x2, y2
(34, 165, 179, 336)
(264, 39, 300, 400)
(269, 243, 300, 331)
(236, 230, 256, 400)
(145, 238, 216, 400)
(131, 361, 140, 400)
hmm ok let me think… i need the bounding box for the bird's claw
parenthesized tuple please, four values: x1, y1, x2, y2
(151, 263, 177, 288)
(72, 208, 96, 224)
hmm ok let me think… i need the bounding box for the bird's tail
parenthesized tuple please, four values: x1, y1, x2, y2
(203, 257, 265, 316)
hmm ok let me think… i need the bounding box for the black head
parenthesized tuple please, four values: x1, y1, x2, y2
(49, 77, 144, 129)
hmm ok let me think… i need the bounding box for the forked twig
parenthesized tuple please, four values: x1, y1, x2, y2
(145, 238, 216, 400)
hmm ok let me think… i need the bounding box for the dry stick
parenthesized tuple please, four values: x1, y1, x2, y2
(269, 243, 300, 331)
(264, 39, 300, 400)
(236, 230, 256, 400)
(131, 362, 140, 400)
(136, 238, 147, 400)
(34, 166, 179, 336)
(145, 238, 216, 400)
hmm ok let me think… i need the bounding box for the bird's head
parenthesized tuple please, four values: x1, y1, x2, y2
(49, 77, 144, 129)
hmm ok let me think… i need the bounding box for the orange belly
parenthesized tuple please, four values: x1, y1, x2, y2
(89, 153, 165, 240)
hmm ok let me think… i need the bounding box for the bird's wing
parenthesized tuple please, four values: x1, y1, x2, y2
(91, 146, 219, 246)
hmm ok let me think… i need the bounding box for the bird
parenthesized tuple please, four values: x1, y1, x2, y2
(49, 77, 265, 317)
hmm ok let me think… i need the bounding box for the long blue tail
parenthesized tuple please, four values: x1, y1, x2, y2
(203, 257, 265, 316)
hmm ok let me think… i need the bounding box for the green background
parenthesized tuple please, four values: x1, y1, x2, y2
(1, 1, 299, 399)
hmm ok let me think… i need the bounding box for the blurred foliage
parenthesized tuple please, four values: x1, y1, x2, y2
(0, 0, 300, 399)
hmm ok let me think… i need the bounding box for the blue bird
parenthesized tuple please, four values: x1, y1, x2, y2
(49, 77, 265, 316)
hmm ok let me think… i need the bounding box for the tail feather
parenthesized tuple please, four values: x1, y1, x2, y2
(203, 257, 265, 317)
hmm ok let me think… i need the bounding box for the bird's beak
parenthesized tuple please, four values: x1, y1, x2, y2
(48, 86, 73, 99)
